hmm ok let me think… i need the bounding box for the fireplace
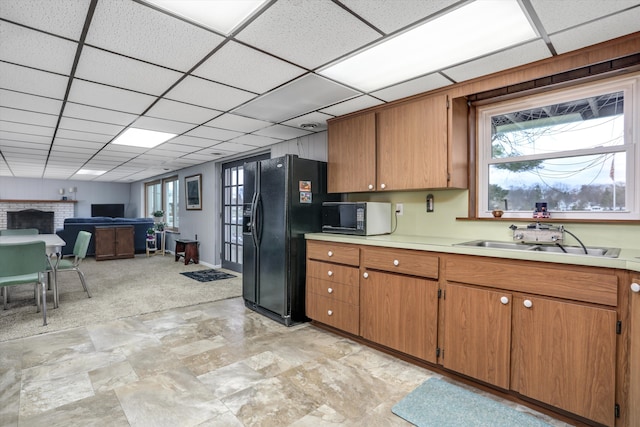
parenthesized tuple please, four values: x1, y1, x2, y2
(7, 209, 55, 234)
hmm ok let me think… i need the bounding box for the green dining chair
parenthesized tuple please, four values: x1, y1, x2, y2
(0, 228, 39, 235)
(54, 231, 92, 300)
(0, 241, 50, 326)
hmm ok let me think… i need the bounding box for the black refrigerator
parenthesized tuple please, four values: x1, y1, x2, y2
(242, 155, 338, 326)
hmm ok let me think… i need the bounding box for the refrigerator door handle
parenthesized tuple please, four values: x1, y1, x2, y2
(255, 192, 263, 246)
(250, 191, 259, 246)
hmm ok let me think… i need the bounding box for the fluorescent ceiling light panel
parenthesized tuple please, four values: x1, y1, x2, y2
(320, 0, 537, 92)
(112, 128, 177, 148)
(144, 0, 267, 34)
(77, 169, 106, 175)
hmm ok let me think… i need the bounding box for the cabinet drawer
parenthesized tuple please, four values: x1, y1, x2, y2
(362, 246, 439, 279)
(307, 241, 359, 266)
(307, 277, 359, 305)
(307, 260, 359, 284)
(307, 294, 359, 335)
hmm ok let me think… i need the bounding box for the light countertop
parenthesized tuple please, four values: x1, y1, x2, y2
(305, 233, 640, 273)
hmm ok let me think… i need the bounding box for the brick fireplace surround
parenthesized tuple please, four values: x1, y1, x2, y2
(0, 200, 75, 231)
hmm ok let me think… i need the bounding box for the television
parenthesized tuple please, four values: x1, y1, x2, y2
(91, 203, 125, 218)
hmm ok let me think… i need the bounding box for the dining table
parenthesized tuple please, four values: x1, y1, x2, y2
(0, 234, 66, 308)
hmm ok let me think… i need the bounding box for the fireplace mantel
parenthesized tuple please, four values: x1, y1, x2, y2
(0, 199, 77, 203)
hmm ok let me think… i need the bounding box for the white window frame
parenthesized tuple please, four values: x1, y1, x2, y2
(477, 74, 639, 220)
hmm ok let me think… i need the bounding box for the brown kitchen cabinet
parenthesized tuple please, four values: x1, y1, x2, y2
(327, 112, 376, 193)
(442, 283, 512, 389)
(94, 225, 135, 261)
(444, 254, 618, 426)
(326, 93, 468, 193)
(360, 246, 439, 362)
(306, 241, 360, 335)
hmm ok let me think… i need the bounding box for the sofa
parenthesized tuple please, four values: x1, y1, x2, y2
(56, 217, 155, 256)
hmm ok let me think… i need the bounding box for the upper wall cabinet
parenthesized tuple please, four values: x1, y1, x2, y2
(327, 112, 376, 193)
(327, 93, 468, 193)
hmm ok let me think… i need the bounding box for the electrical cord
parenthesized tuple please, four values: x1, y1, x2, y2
(563, 227, 588, 254)
(391, 210, 399, 233)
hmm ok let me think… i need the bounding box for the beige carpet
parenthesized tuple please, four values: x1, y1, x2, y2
(0, 254, 242, 342)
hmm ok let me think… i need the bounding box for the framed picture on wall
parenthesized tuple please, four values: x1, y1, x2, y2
(185, 174, 202, 210)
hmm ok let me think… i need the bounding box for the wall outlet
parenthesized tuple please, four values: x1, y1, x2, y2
(395, 203, 403, 216)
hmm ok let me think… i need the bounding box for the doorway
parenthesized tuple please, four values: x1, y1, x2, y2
(220, 154, 269, 272)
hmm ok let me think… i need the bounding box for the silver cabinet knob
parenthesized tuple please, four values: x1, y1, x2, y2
(393, 259, 399, 266)
(523, 299, 533, 308)
(327, 270, 333, 277)
(363, 272, 369, 279)
(368, 184, 374, 190)
(631, 282, 640, 293)
(380, 183, 386, 189)
(327, 310, 333, 316)
(327, 287, 333, 294)
(327, 251, 333, 257)
(500, 296, 509, 305)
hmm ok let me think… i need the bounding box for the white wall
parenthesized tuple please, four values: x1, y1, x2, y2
(0, 177, 136, 217)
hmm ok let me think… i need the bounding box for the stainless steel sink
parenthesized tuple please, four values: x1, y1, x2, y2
(454, 240, 620, 258)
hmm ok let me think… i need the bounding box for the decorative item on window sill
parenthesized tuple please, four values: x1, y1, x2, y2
(533, 202, 550, 219)
(152, 210, 164, 223)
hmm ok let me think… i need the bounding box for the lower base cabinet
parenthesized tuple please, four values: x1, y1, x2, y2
(511, 296, 616, 426)
(360, 270, 438, 363)
(306, 240, 627, 426)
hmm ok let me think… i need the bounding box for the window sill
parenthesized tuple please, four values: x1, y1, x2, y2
(457, 217, 640, 224)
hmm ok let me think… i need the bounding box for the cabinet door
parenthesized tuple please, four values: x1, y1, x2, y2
(377, 94, 448, 190)
(327, 112, 376, 193)
(443, 283, 512, 389)
(115, 226, 134, 258)
(360, 270, 438, 362)
(94, 227, 116, 260)
(511, 296, 616, 426)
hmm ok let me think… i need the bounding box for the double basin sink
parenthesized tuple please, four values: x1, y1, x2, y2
(455, 240, 621, 258)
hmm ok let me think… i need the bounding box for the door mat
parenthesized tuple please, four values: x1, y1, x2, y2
(180, 269, 236, 282)
(392, 377, 552, 427)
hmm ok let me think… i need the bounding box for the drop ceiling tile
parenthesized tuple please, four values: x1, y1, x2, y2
(0, 21, 78, 75)
(0, 121, 54, 137)
(59, 116, 124, 136)
(193, 41, 306, 93)
(145, 99, 222, 124)
(169, 135, 220, 148)
(131, 117, 195, 134)
(67, 79, 156, 114)
(235, 0, 381, 69)
(74, 47, 183, 96)
(165, 76, 257, 111)
(319, 95, 385, 116)
(53, 138, 105, 150)
(0, 107, 58, 127)
(0, 139, 49, 150)
(254, 125, 312, 140)
(234, 74, 359, 122)
(63, 103, 138, 126)
(204, 113, 272, 133)
(86, 0, 224, 71)
(281, 111, 334, 131)
(200, 142, 256, 153)
(0, 0, 91, 40)
(371, 73, 451, 102)
(531, 0, 640, 34)
(0, 130, 52, 144)
(149, 144, 194, 155)
(55, 128, 112, 143)
(443, 40, 551, 83)
(549, 8, 640, 54)
(228, 133, 280, 147)
(339, 0, 459, 34)
(185, 125, 243, 141)
(0, 90, 63, 115)
(0, 62, 68, 99)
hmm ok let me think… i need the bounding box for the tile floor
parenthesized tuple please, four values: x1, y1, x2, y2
(1, 297, 571, 426)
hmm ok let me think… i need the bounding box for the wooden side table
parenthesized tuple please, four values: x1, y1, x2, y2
(175, 239, 199, 265)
